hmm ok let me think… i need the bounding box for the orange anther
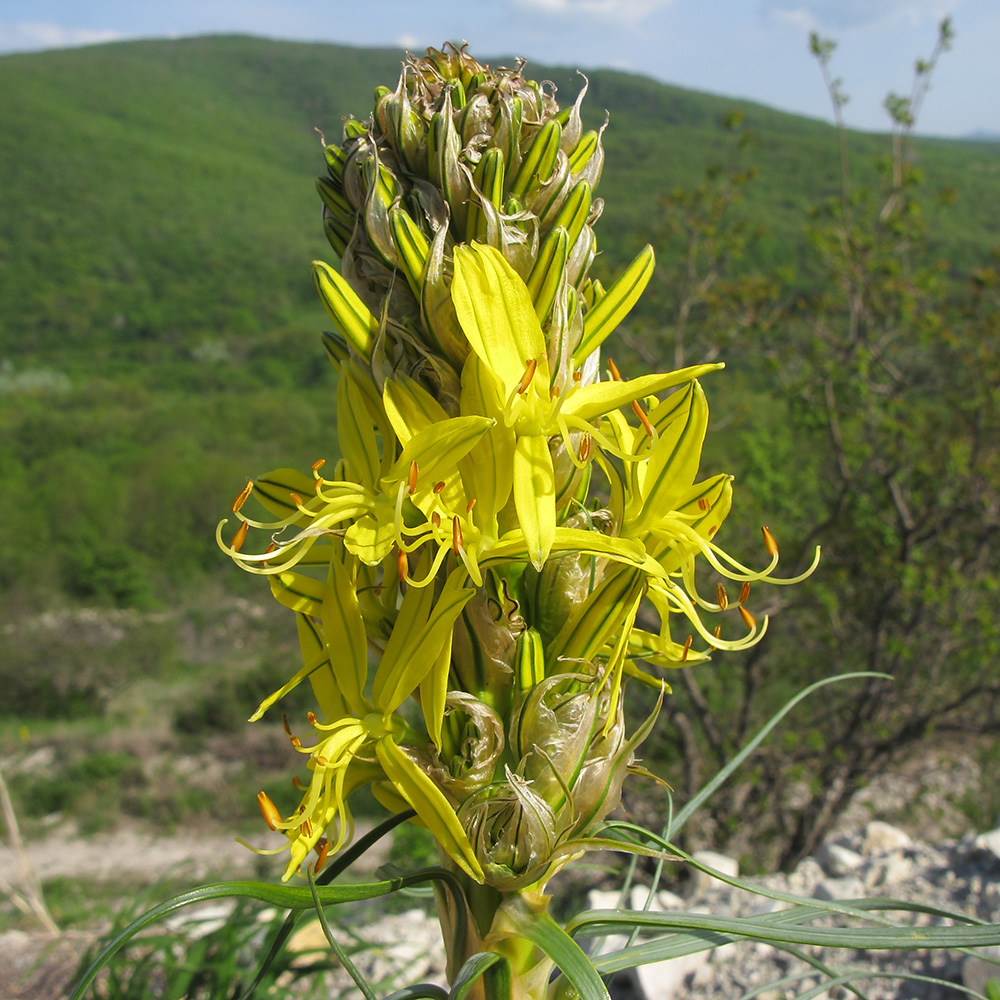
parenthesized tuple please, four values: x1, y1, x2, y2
(282, 712, 293, 735)
(716, 583, 729, 611)
(292, 776, 304, 790)
(452, 516, 464, 555)
(573, 369, 583, 382)
(300, 818, 313, 837)
(713, 624, 723, 639)
(232, 480, 254, 513)
(516, 358, 538, 394)
(739, 606, 757, 630)
(264, 541, 278, 555)
(290, 492, 304, 507)
(315, 755, 329, 767)
(257, 791, 282, 831)
(312, 837, 330, 874)
(762, 525, 778, 558)
(550, 384, 561, 399)
(739, 581, 751, 605)
(231, 520, 249, 553)
(407, 460, 419, 495)
(312, 458, 326, 472)
(631, 399, 654, 437)
(466, 498, 477, 514)
(708, 524, 719, 536)
(680, 634, 693, 662)
(698, 497, 711, 512)
(397, 548, 409, 582)
(578, 434, 592, 462)
(606, 358, 623, 382)
(431, 511, 441, 527)
(307, 711, 318, 725)
(433, 481, 446, 494)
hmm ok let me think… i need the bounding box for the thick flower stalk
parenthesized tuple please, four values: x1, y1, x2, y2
(219, 43, 817, 999)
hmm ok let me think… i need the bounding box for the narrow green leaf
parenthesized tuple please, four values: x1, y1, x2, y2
(503, 896, 611, 1000)
(575, 245, 655, 362)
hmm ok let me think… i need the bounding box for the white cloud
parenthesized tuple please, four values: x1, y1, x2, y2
(0, 22, 123, 54)
(763, 0, 955, 32)
(508, 0, 674, 27)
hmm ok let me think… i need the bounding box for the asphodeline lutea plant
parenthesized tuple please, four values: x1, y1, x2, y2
(217, 43, 818, 999)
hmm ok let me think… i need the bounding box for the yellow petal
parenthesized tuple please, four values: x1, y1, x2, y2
(375, 736, 485, 882)
(452, 243, 548, 397)
(512, 433, 556, 571)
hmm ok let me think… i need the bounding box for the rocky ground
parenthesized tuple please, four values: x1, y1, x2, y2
(2, 752, 998, 999)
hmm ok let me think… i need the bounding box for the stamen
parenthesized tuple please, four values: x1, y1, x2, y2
(680, 634, 693, 662)
(312, 838, 330, 874)
(300, 818, 314, 837)
(452, 517, 464, 555)
(311, 458, 326, 473)
(550, 384, 561, 399)
(232, 480, 254, 513)
(282, 713, 293, 736)
(578, 433, 592, 462)
(257, 791, 282, 831)
(433, 481, 446, 494)
(606, 358, 623, 381)
(397, 547, 409, 583)
(632, 399, 654, 437)
(739, 606, 757, 630)
(292, 776, 304, 790)
(762, 525, 779, 558)
(716, 583, 729, 611)
(713, 624, 723, 639)
(516, 358, 538, 394)
(698, 498, 712, 512)
(573, 369, 582, 383)
(315, 755, 329, 766)
(307, 711, 318, 725)
(431, 511, 441, 527)
(466, 498, 477, 514)
(289, 493, 304, 507)
(407, 460, 419, 495)
(231, 521, 249, 553)
(739, 581, 751, 605)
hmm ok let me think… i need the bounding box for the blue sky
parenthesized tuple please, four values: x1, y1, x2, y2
(1, 0, 997, 137)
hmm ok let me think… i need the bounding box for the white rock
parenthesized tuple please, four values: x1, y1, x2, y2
(588, 889, 624, 911)
(631, 884, 667, 911)
(689, 850, 739, 897)
(657, 889, 686, 909)
(812, 876, 866, 901)
(635, 949, 710, 1000)
(816, 842, 865, 877)
(974, 827, 1000, 862)
(863, 820, 912, 855)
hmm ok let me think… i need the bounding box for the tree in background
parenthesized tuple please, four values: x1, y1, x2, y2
(636, 19, 1000, 869)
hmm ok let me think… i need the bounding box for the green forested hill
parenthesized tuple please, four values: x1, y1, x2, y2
(1, 34, 998, 608)
(2, 34, 998, 369)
